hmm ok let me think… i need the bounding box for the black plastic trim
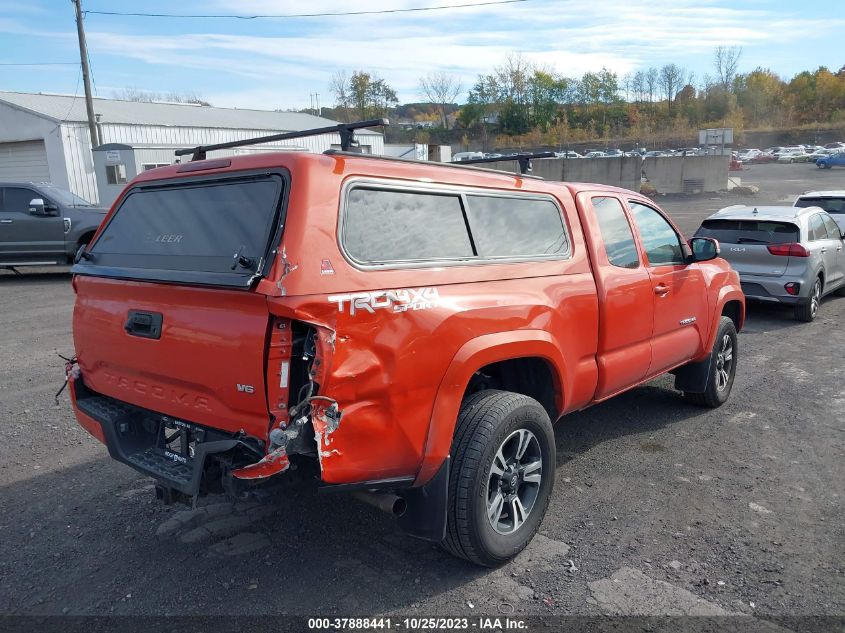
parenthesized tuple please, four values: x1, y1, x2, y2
(317, 476, 416, 495)
(673, 355, 713, 394)
(396, 456, 450, 543)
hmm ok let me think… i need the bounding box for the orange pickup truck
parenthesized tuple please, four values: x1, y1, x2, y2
(68, 121, 744, 566)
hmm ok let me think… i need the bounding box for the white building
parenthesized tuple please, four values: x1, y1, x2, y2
(0, 91, 385, 204)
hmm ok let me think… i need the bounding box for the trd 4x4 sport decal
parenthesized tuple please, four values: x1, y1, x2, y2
(328, 287, 440, 316)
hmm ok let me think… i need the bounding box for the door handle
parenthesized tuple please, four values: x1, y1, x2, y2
(820, 248, 827, 253)
(654, 284, 670, 296)
(124, 310, 163, 339)
(0, 219, 12, 224)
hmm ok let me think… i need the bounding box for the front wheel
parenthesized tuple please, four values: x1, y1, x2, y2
(684, 316, 738, 408)
(441, 390, 555, 567)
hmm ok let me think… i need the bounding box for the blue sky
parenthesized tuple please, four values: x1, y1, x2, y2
(1, 0, 843, 111)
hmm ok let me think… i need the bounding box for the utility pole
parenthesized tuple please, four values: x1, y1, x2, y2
(72, 0, 100, 147)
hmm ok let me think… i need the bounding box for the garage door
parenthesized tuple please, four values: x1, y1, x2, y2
(0, 140, 50, 182)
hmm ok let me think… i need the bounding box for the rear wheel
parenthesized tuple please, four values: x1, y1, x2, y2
(684, 317, 738, 408)
(795, 277, 822, 322)
(441, 390, 555, 567)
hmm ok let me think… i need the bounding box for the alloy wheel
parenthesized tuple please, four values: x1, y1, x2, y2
(715, 333, 734, 392)
(486, 429, 543, 535)
(811, 280, 821, 318)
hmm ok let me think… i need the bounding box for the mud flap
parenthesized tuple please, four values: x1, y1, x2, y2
(396, 456, 450, 543)
(673, 355, 713, 394)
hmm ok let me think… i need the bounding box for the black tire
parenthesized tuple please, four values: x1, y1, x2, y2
(441, 390, 555, 567)
(684, 316, 738, 408)
(794, 277, 822, 322)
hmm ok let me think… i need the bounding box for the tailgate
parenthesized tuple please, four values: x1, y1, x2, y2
(73, 276, 271, 439)
(719, 244, 789, 277)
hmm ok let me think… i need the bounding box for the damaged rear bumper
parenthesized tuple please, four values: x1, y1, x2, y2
(71, 378, 264, 502)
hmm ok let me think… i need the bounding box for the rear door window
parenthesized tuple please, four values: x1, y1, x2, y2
(591, 196, 639, 268)
(81, 173, 285, 286)
(343, 188, 473, 264)
(464, 195, 568, 258)
(696, 219, 800, 244)
(808, 214, 826, 241)
(821, 214, 841, 239)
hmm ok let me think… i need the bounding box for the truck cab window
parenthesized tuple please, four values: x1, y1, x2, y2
(629, 201, 685, 265)
(3, 187, 39, 214)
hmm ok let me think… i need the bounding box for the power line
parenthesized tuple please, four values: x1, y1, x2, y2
(83, 0, 533, 19)
(0, 62, 78, 66)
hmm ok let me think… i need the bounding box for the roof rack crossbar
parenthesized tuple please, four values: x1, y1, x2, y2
(176, 118, 389, 161)
(457, 151, 556, 174)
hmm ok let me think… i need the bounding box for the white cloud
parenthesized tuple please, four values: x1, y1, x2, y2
(3, 0, 843, 109)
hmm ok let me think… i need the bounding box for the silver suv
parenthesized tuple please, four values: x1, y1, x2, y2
(794, 190, 845, 234)
(695, 205, 845, 322)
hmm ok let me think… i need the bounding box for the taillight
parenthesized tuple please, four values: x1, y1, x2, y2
(784, 282, 801, 295)
(767, 243, 810, 257)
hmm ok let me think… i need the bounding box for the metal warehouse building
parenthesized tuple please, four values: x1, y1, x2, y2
(0, 91, 384, 205)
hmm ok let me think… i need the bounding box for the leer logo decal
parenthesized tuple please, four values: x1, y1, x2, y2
(328, 287, 440, 316)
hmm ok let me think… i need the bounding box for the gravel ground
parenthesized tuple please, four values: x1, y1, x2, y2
(0, 163, 842, 625)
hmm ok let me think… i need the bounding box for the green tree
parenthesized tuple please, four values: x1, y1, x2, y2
(331, 70, 398, 121)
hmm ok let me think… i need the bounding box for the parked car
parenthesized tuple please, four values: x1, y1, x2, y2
(0, 182, 107, 269)
(584, 151, 607, 158)
(823, 142, 845, 150)
(554, 151, 582, 159)
(643, 150, 668, 158)
(452, 151, 485, 162)
(815, 151, 845, 169)
(738, 149, 762, 161)
(603, 149, 624, 158)
(807, 148, 835, 162)
(794, 191, 845, 233)
(777, 148, 810, 163)
(67, 122, 744, 566)
(729, 158, 743, 171)
(748, 152, 776, 164)
(695, 205, 845, 321)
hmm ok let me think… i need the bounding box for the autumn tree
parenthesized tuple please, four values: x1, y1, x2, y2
(331, 70, 398, 121)
(419, 72, 462, 128)
(112, 87, 210, 106)
(659, 64, 685, 114)
(714, 45, 742, 92)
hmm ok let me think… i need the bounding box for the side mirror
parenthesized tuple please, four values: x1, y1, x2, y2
(74, 243, 91, 264)
(28, 198, 46, 215)
(28, 198, 57, 216)
(689, 237, 720, 262)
